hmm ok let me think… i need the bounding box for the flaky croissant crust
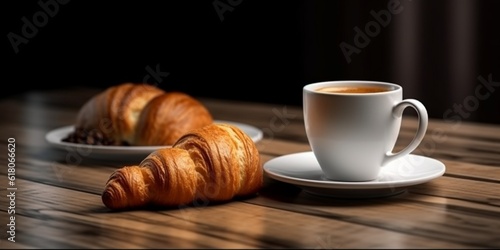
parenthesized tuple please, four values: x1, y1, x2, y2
(74, 83, 213, 146)
(102, 123, 263, 210)
(134, 92, 214, 146)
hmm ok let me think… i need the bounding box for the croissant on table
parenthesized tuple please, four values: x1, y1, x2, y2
(101, 123, 263, 210)
(63, 82, 213, 146)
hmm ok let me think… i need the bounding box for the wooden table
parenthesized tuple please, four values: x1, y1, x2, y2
(1, 86, 499, 249)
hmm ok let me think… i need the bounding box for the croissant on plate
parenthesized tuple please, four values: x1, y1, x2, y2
(101, 123, 263, 210)
(64, 82, 213, 146)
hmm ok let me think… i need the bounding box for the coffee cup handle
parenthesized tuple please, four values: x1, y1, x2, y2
(382, 99, 428, 166)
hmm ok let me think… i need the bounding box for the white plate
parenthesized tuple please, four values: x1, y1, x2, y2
(45, 120, 263, 162)
(264, 151, 446, 199)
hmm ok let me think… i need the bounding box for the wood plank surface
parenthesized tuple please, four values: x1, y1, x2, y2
(0, 86, 499, 248)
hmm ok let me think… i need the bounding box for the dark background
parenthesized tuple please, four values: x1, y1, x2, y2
(3, 0, 500, 124)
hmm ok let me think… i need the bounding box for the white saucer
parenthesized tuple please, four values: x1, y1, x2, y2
(263, 151, 446, 199)
(45, 120, 263, 162)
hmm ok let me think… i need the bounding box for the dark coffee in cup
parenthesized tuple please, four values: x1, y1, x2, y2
(316, 86, 391, 94)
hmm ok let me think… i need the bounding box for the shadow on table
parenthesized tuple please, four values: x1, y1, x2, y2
(257, 176, 412, 207)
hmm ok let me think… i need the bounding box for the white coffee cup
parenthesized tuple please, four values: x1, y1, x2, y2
(303, 80, 428, 182)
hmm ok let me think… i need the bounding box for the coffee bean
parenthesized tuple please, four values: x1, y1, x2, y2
(62, 128, 127, 146)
